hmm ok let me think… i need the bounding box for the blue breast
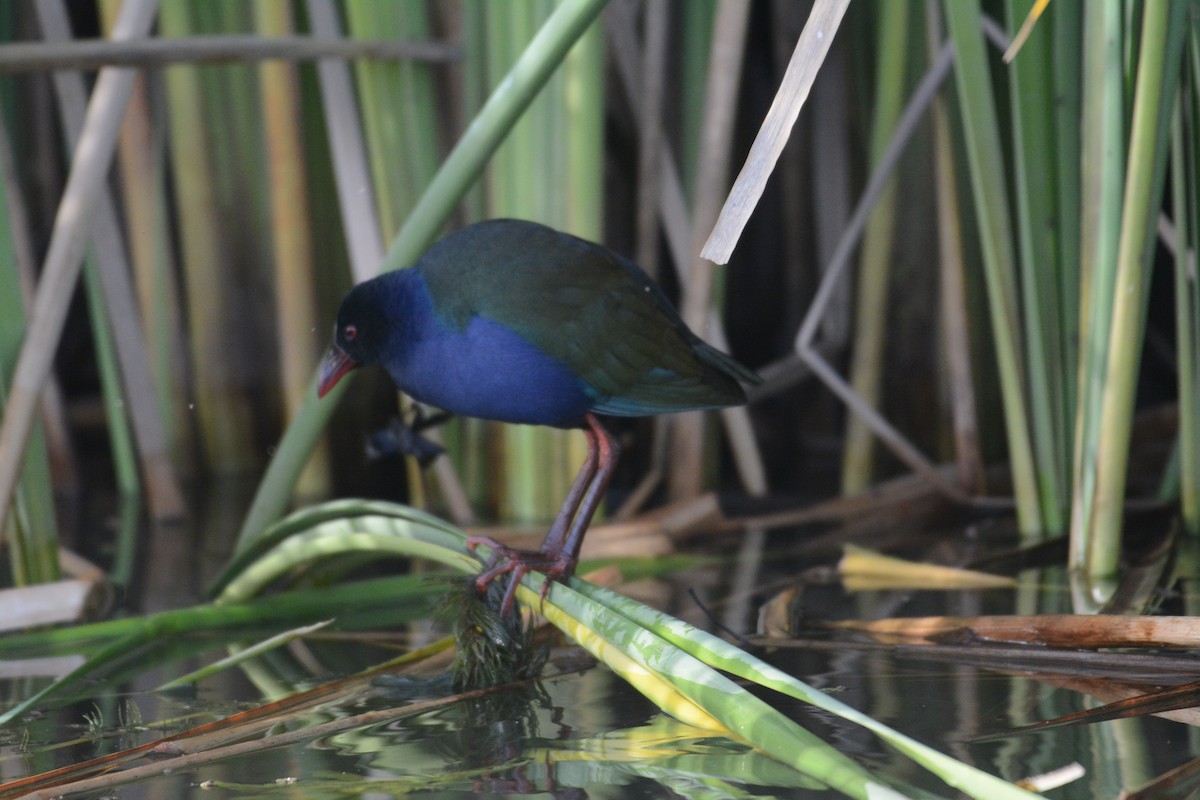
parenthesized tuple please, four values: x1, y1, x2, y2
(380, 272, 595, 426)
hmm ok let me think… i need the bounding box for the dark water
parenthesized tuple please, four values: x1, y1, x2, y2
(2, 485, 1198, 799)
(8, 634, 1195, 799)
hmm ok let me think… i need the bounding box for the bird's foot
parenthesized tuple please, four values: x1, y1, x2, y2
(466, 536, 578, 614)
(365, 417, 445, 466)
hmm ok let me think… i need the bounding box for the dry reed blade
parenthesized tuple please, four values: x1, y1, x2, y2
(829, 614, 1200, 648)
(0, 638, 457, 800)
(606, 6, 768, 503)
(968, 676, 1200, 743)
(99, 0, 191, 472)
(0, 88, 72, 583)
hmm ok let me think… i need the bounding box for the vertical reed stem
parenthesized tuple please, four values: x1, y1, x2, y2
(1086, 1, 1186, 576)
(842, 0, 912, 494)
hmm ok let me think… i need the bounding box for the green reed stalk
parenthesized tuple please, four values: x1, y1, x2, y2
(1006, 0, 1068, 534)
(1170, 99, 1198, 534)
(224, 498, 1042, 800)
(678, 1, 716, 202)
(346, 0, 442, 237)
(442, 2, 491, 513)
(1052, 0, 1082, 423)
(81, 261, 139, 500)
(1069, 1, 1125, 568)
(841, 0, 911, 494)
(943, 0, 1042, 537)
(1085, 1, 1186, 576)
(478, 0, 599, 524)
(0, 182, 59, 585)
(559, 0, 603, 506)
(488, 1, 539, 521)
(563, 13, 603, 242)
(1182, 27, 1200, 535)
(928, 1, 984, 493)
(160, 0, 258, 473)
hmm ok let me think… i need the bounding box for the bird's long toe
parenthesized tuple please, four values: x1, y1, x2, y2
(467, 541, 579, 613)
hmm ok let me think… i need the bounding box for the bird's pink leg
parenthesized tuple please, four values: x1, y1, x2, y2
(544, 414, 618, 576)
(539, 419, 603, 555)
(465, 413, 619, 613)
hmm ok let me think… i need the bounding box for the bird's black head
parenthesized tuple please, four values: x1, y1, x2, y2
(317, 278, 392, 398)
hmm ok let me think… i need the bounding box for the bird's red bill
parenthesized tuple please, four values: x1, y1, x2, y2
(317, 345, 359, 398)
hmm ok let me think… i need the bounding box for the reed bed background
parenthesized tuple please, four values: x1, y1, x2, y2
(0, 0, 1196, 608)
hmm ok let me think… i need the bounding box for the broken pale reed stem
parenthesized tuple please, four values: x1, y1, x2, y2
(701, 0, 850, 265)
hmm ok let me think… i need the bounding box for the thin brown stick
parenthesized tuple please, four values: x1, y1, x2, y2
(1123, 752, 1200, 800)
(970, 676, 1200, 742)
(927, 1, 985, 493)
(710, 323, 768, 497)
(793, 42, 969, 503)
(634, 0, 668, 276)
(606, 5, 767, 506)
(611, 416, 668, 520)
(805, 12, 852, 350)
(671, 0, 752, 502)
(0, 35, 458, 73)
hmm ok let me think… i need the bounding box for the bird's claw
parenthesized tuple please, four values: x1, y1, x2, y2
(465, 535, 577, 615)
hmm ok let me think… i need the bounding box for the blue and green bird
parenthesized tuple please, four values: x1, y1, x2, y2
(319, 219, 758, 610)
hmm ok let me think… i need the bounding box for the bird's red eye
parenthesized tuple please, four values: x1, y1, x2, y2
(343, 324, 358, 341)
